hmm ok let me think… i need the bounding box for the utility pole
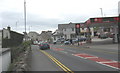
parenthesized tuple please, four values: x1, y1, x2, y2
(100, 8, 103, 17)
(24, 0, 27, 41)
(24, 0, 27, 33)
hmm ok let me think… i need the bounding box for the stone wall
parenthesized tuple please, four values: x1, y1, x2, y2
(2, 30, 24, 48)
(8, 46, 31, 72)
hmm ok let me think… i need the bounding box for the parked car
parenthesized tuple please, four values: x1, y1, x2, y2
(64, 40, 70, 45)
(33, 41, 39, 45)
(53, 41, 56, 44)
(39, 43, 50, 50)
(72, 39, 78, 43)
(79, 37, 86, 41)
(107, 33, 114, 38)
(72, 37, 86, 43)
(98, 34, 108, 39)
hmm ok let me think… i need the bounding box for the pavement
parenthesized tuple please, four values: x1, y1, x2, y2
(29, 45, 63, 71)
(87, 44, 118, 50)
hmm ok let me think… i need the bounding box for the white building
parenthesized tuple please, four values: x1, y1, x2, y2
(2, 27, 10, 39)
(0, 30, 2, 48)
(58, 22, 76, 40)
(0, 27, 11, 48)
(58, 22, 93, 39)
(52, 29, 64, 42)
(28, 32, 39, 41)
(39, 31, 53, 43)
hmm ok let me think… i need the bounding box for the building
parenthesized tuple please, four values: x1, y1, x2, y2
(58, 22, 76, 39)
(0, 30, 2, 48)
(58, 22, 88, 40)
(85, 16, 118, 43)
(56, 16, 119, 43)
(2, 27, 11, 39)
(52, 29, 64, 42)
(39, 31, 53, 43)
(28, 31, 39, 41)
(2, 27, 24, 48)
(28, 31, 53, 43)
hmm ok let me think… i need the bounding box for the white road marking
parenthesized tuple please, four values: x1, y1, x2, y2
(84, 57, 98, 59)
(98, 61, 117, 64)
(72, 53, 120, 69)
(97, 62, 120, 70)
(68, 50, 77, 53)
(60, 51, 68, 54)
(72, 54, 86, 59)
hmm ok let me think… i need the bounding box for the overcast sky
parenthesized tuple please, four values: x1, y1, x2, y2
(0, 0, 119, 34)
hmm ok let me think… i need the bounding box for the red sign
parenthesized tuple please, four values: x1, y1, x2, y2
(76, 24, 80, 28)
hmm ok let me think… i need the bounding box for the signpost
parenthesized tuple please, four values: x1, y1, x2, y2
(75, 24, 81, 45)
(75, 24, 80, 35)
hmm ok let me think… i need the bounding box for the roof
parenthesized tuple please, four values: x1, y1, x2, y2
(58, 22, 84, 30)
(85, 16, 118, 24)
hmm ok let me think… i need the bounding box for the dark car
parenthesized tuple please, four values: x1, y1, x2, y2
(53, 41, 56, 44)
(79, 37, 86, 41)
(98, 34, 108, 39)
(39, 43, 50, 50)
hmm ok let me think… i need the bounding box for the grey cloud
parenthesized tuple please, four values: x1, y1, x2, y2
(0, 11, 60, 33)
(0, 11, 90, 33)
(1, 11, 24, 28)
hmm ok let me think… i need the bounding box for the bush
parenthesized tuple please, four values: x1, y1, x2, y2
(11, 41, 32, 63)
(8, 41, 32, 71)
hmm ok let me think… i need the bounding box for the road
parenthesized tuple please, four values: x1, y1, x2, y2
(29, 44, 119, 72)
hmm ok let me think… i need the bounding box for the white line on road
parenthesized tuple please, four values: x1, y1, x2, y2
(97, 62, 120, 70)
(67, 50, 77, 53)
(98, 61, 117, 64)
(84, 57, 98, 59)
(60, 51, 68, 54)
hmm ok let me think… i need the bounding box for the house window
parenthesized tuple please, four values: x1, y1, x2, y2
(82, 28, 84, 30)
(64, 29, 66, 31)
(72, 28, 74, 31)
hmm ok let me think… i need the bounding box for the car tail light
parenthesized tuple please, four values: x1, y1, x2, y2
(39, 44, 43, 46)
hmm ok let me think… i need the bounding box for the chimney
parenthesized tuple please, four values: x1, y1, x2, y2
(7, 26, 11, 31)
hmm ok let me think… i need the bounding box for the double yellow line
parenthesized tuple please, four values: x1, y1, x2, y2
(40, 50, 74, 73)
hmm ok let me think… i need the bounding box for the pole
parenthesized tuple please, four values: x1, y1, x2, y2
(24, 0, 26, 33)
(100, 8, 103, 17)
(24, 0, 27, 41)
(86, 26, 91, 43)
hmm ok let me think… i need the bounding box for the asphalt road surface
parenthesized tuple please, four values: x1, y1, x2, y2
(29, 44, 119, 72)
